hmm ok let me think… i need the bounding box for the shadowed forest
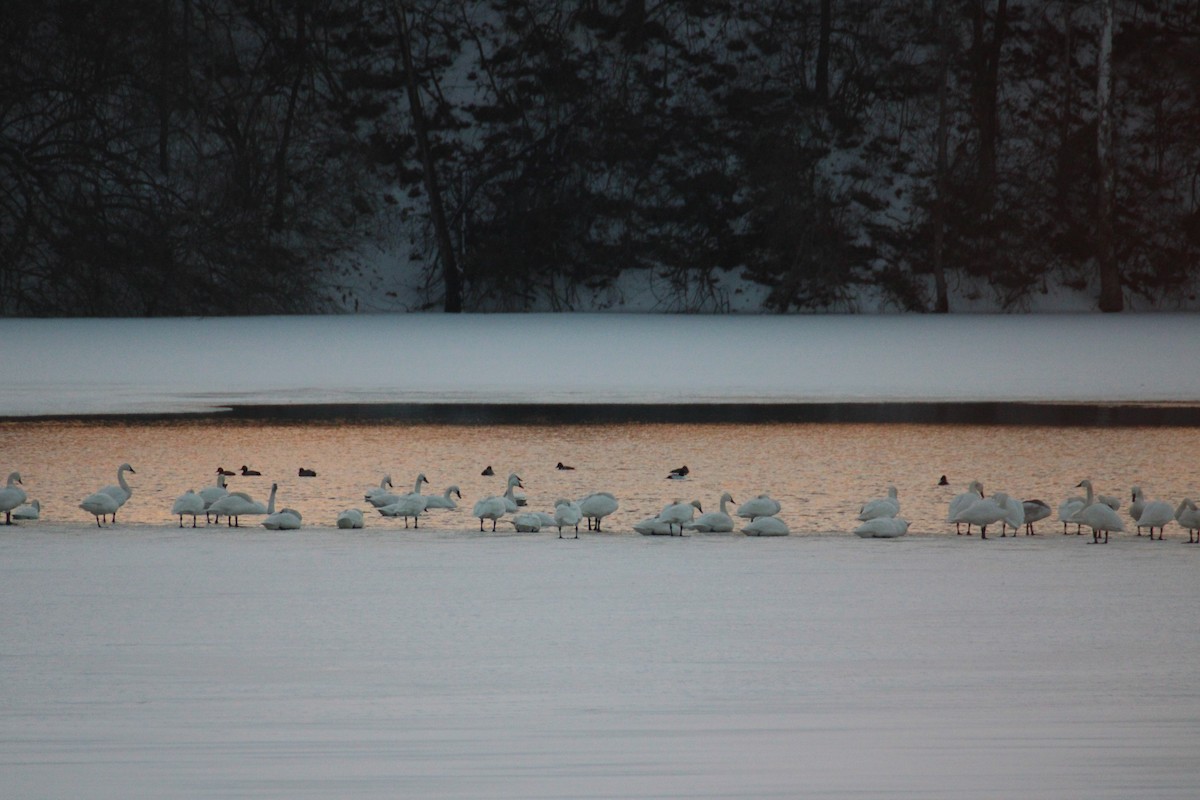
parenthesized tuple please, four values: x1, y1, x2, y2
(2, 0, 1198, 315)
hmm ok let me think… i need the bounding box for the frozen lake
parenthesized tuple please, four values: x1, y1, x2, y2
(3, 419, 1200, 797)
(3, 527, 1199, 799)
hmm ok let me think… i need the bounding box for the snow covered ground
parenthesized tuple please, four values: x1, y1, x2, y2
(3, 528, 1199, 800)
(1, 312, 1197, 417)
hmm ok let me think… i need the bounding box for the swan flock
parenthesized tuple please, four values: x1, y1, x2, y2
(4, 462, 1198, 545)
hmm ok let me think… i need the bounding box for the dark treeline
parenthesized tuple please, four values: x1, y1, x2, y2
(2, 0, 1198, 316)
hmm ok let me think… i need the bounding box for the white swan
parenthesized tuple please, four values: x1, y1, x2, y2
(998, 493, 1025, 537)
(1021, 499, 1051, 535)
(80, 491, 120, 527)
(658, 499, 702, 535)
(736, 493, 781, 521)
(949, 491, 1010, 539)
(262, 507, 303, 530)
(171, 489, 206, 528)
(634, 516, 676, 535)
(11, 498, 41, 521)
(1135, 498, 1175, 540)
(364, 474, 393, 503)
(1176, 499, 1200, 543)
(857, 485, 899, 521)
(743, 516, 790, 536)
(854, 516, 909, 538)
(99, 463, 136, 522)
(207, 483, 277, 527)
(1128, 487, 1146, 532)
(1058, 494, 1086, 534)
(509, 512, 548, 533)
(686, 492, 736, 532)
(554, 498, 583, 538)
(423, 485, 462, 509)
(0, 472, 27, 525)
(377, 494, 428, 528)
(1074, 480, 1125, 544)
(578, 491, 618, 531)
(199, 473, 229, 522)
(473, 494, 508, 531)
(336, 509, 365, 529)
(502, 473, 525, 512)
(369, 473, 429, 509)
(948, 481, 984, 534)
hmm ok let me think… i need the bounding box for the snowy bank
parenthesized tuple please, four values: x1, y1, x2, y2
(1, 313, 1197, 417)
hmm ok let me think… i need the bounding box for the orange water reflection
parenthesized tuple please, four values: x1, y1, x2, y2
(2, 419, 1197, 534)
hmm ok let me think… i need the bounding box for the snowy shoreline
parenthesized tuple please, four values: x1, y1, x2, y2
(2, 312, 1197, 418)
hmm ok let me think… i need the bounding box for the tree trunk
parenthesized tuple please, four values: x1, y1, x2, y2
(931, 0, 950, 313)
(271, 2, 306, 231)
(974, 0, 1007, 203)
(1096, 0, 1122, 312)
(393, 4, 462, 313)
(816, 0, 831, 103)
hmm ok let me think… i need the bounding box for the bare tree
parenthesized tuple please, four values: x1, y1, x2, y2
(391, 3, 462, 313)
(1096, 0, 1122, 311)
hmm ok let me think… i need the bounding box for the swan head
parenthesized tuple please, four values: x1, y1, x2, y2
(119, 463, 135, 474)
(6, 472, 21, 485)
(1076, 479, 1092, 490)
(1131, 486, 1142, 501)
(691, 500, 703, 512)
(507, 473, 523, 488)
(417, 473, 429, 484)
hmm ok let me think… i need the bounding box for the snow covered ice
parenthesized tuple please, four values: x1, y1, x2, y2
(2, 312, 1198, 416)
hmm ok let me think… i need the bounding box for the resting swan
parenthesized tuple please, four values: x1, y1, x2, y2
(686, 492, 736, 532)
(736, 493, 781, 521)
(854, 516, 909, 538)
(578, 491, 618, 531)
(554, 498, 583, 538)
(743, 516, 790, 536)
(262, 507, 303, 531)
(423, 485, 462, 509)
(171, 489, 206, 528)
(11, 498, 41, 521)
(857, 485, 899, 521)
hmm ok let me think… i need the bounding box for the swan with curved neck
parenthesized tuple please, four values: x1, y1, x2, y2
(686, 492, 736, 533)
(100, 463, 136, 523)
